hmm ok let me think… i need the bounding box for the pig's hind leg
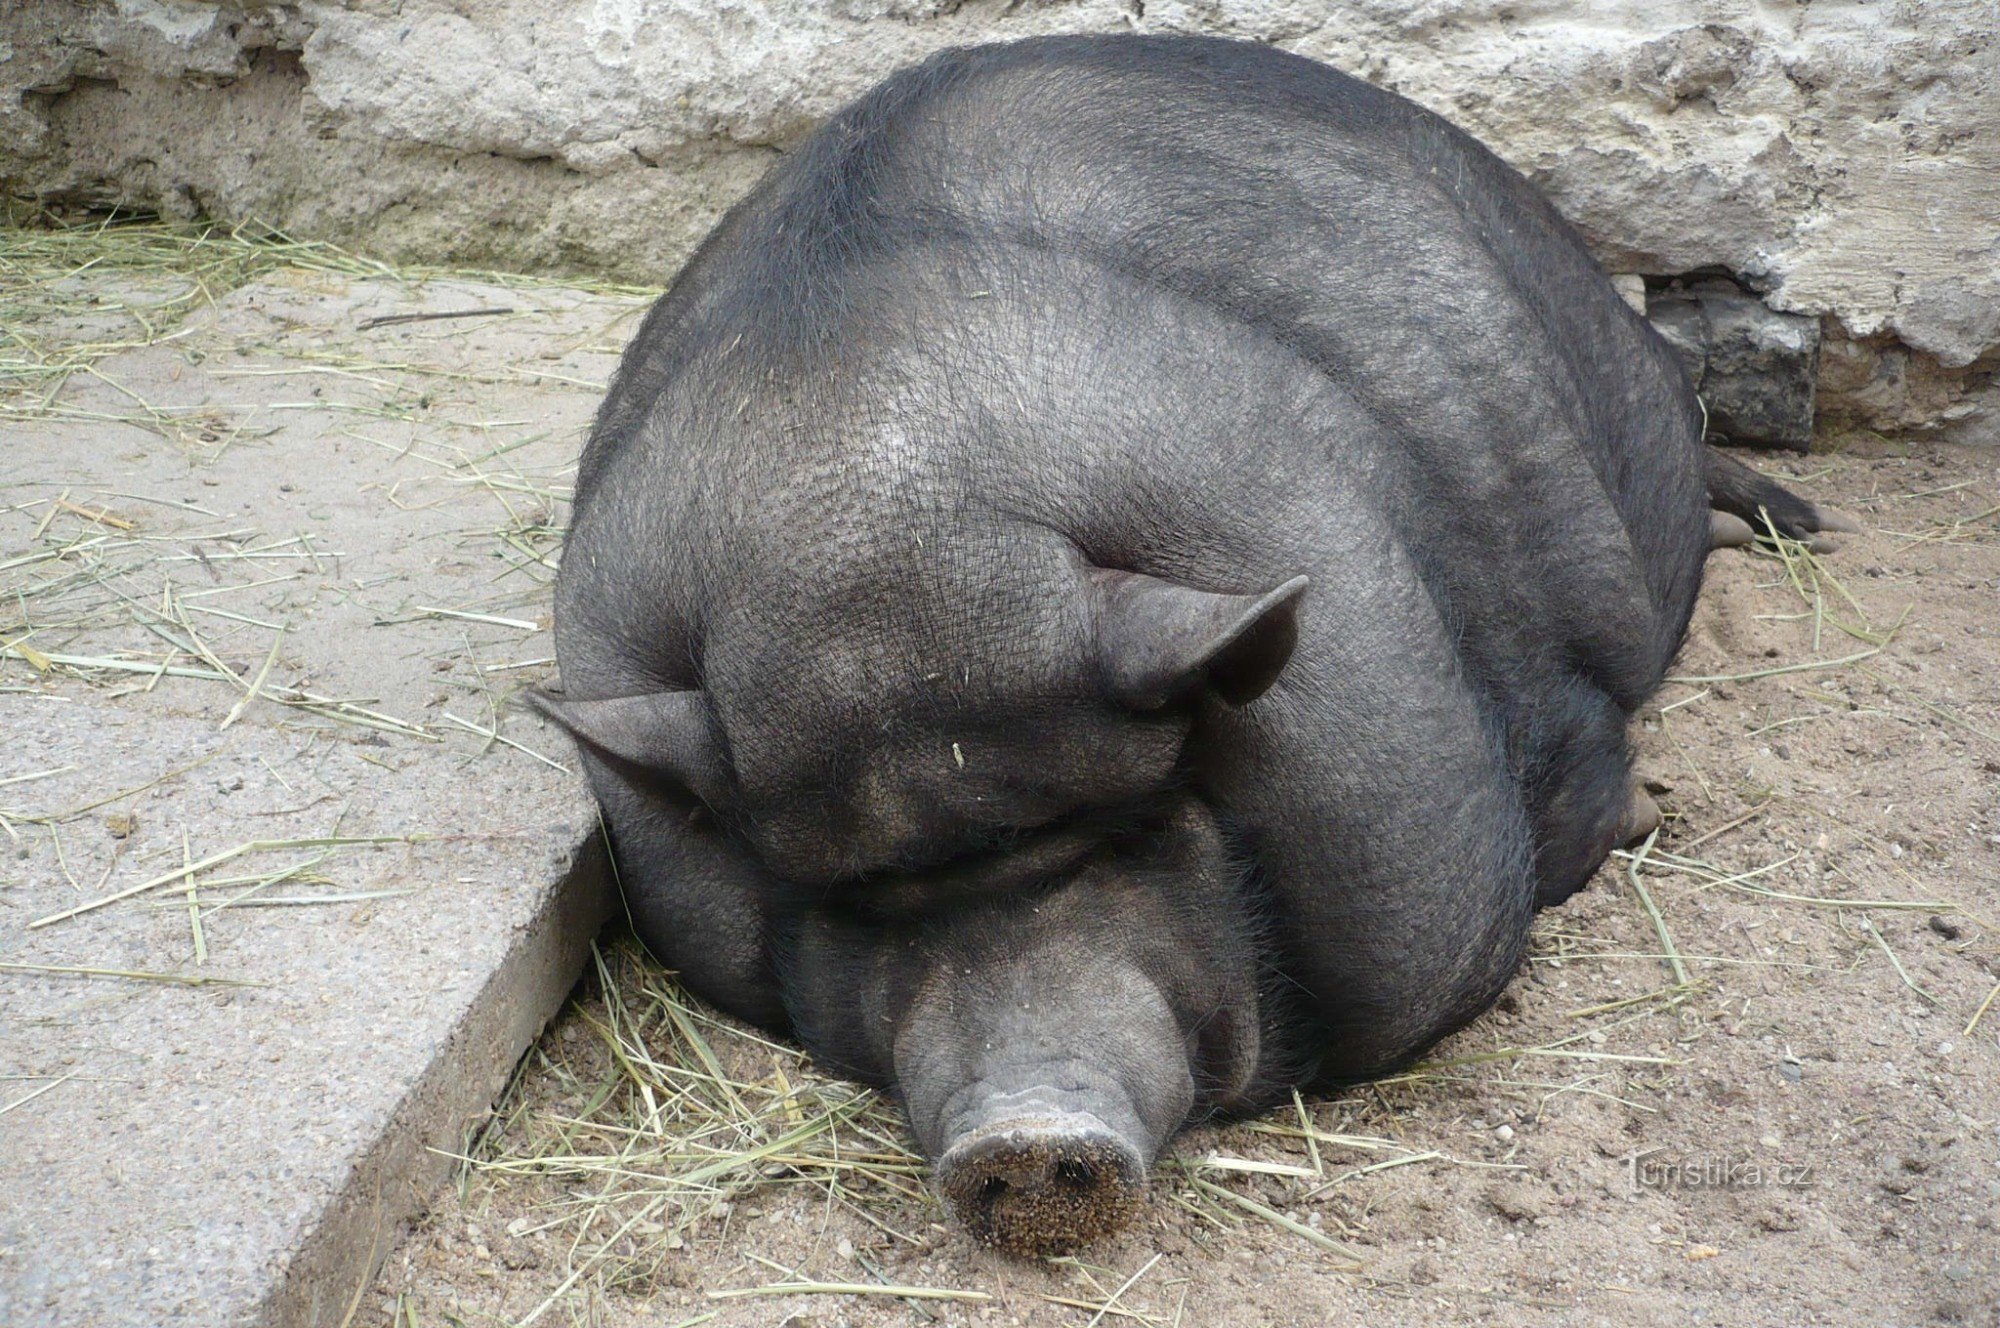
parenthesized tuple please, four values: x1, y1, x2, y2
(1705, 447, 1861, 548)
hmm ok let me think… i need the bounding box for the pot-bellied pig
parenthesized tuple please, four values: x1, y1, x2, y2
(537, 34, 1852, 1255)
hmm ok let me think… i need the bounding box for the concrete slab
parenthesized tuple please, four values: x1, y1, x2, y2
(0, 266, 647, 1326)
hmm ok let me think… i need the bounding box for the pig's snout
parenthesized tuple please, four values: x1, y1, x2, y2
(881, 817, 1255, 1254)
(936, 1110, 1146, 1256)
(896, 957, 1195, 1256)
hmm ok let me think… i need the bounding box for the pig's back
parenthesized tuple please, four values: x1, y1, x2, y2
(582, 33, 1708, 708)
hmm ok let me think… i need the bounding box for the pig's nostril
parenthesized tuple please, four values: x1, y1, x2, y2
(936, 1117, 1145, 1257)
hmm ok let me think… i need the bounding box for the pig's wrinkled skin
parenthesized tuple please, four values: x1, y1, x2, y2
(539, 34, 1849, 1254)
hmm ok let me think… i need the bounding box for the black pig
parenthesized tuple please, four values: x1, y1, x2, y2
(538, 34, 1850, 1255)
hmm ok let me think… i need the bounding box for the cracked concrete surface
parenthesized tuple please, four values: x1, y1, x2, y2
(0, 265, 636, 1326)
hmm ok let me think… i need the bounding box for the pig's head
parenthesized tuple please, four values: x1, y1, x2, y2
(781, 796, 1272, 1256)
(543, 536, 1306, 1253)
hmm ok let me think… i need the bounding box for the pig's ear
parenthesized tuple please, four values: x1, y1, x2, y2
(1088, 570, 1309, 709)
(528, 688, 730, 805)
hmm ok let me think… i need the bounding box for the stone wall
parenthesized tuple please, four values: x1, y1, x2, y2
(5, 0, 1995, 441)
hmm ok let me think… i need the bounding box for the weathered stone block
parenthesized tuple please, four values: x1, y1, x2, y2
(1649, 283, 1822, 450)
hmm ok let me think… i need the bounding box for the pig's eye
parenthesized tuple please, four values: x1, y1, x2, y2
(829, 795, 1192, 920)
(832, 819, 1098, 919)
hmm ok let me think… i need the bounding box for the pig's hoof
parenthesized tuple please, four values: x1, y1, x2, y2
(1709, 510, 1756, 550)
(1802, 506, 1860, 552)
(1621, 787, 1662, 845)
(936, 1115, 1145, 1257)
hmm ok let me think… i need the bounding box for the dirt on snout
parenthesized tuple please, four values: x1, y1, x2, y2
(372, 436, 2000, 1328)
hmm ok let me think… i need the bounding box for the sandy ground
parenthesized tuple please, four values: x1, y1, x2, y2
(367, 437, 2000, 1328)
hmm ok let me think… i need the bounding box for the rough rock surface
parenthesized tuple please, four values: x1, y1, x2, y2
(4, 1, 1996, 434)
(3, 0, 2000, 422)
(1650, 281, 1821, 450)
